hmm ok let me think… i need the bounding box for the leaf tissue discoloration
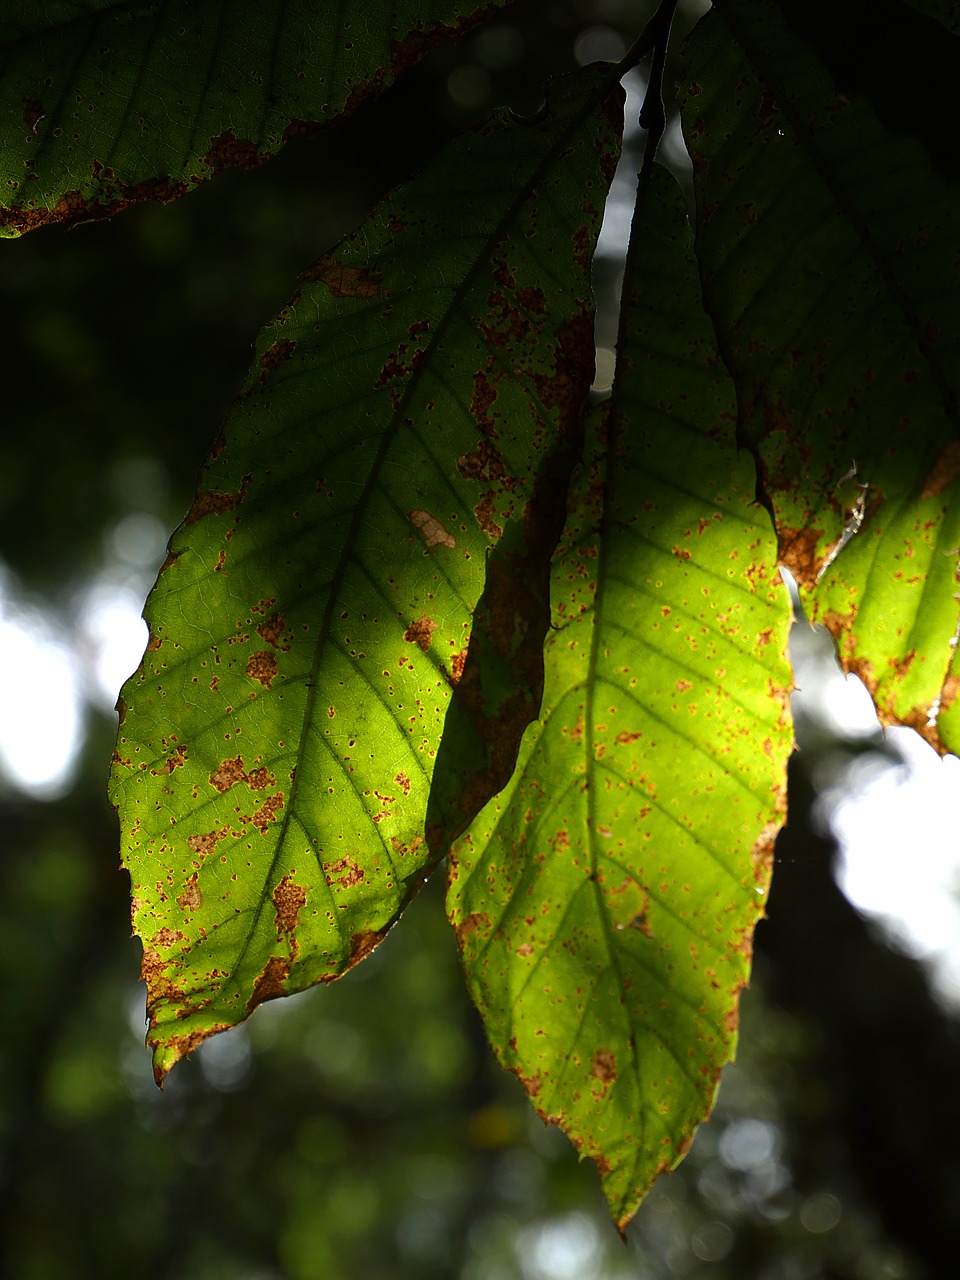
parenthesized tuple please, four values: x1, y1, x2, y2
(323, 857, 364, 889)
(259, 339, 297, 378)
(210, 755, 247, 792)
(306, 254, 381, 298)
(2, 4, 514, 239)
(591, 1049, 617, 1084)
(184, 475, 250, 525)
(273, 874, 307, 938)
(245, 651, 278, 687)
(447, 166, 791, 1228)
(186, 827, 229, 859)
(111, 62, 623, 1101)
(408, 509, 456, 549)
(404, 616, 439, 650)
(247, 955, 290, 1010)
(256, 612, 292, 650)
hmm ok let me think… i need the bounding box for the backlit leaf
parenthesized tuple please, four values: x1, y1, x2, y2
(109, 65, 623, 1084)
(680, 0, 960, 750)
(0, 0, 507, 236)
(446, 164, 793, 1228)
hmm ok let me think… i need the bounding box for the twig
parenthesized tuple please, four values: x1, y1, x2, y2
(615, 0, 682, 174)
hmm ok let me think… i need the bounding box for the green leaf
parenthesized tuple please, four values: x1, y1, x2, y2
(109, 65, 623, 1084)
(680, 0, 960, 752)
(0, 0, 507, 236)
(446, 164, 793, 1229)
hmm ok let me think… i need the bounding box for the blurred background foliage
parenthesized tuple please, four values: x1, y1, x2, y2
(1, 0, 959, 1275)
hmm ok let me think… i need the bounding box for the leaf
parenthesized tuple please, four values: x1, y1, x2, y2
(0, 0, 507, 236)
(109, 65, 624, 1084)
(679, 0, 960, 751)
(446, 164, 793, 1229)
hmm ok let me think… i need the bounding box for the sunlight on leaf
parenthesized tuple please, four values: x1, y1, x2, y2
(110, 65, 624, 1083)
(680, 0, 960, 753)
(447, 165, 793, 1227)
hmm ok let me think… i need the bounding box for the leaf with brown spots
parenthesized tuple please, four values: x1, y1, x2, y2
(110, 65, 623, 1084)
(680, 0, 960, 753)
(0, 0, 511, 237)
(447, 168, 792, 1228)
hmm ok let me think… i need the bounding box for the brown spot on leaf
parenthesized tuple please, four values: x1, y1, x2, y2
(394, 771, 412, 795)
(202, 129, 263, 175)
(256, 612, 291, 650)
(389, 834, 423, 857)
(939, 672, 960, 717)
(151, 927, 186, 949)
(273, 874, 307, 937)
(187, 826, 229, 858)
(591, 1049, 619, 1080)
(246, 651, 278, 687)
(305, 252, 380, 298)
(376, 340, 424, 386)
(140, 946, 187, 1006)
(343, 929, 386, 972)
(249, 793, 284, 833)
(210, 755, 247, 792)
(750, 786, 787, 886)
(247, 955, 290, 1010)
(457, 438, 513, 486)
(323, 856, 364, 889)
(456, 911, 491, 943)
(474, 494, 503, 540)
(408, 509, 456, 549)
(470, 361, 499, 437)
(176, 875, 202, 912)
(404, 615, 438, 650)
(185, 475, 250, 525)
(615, 731, 641, 745)
(506, 1063, 542, 1098)
(156, 745, 188, 774)
(259, 338, 297, 379)
(778, 524, 825, 588)
(0, 173, 192, 236)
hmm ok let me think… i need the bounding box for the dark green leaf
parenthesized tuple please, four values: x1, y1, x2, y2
(0, 0, 507, 236)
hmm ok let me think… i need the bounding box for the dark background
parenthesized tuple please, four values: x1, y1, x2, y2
(2, 1, 957, 1275)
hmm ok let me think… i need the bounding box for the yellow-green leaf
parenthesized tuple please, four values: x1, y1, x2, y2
(110, 65, 623, 1084)
(446, 164, 793, 1228)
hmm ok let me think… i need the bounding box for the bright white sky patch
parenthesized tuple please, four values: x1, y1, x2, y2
(595, 73, 646, 260)
(0, 572, 82, 797)
(825, 731, 960, 1006)
(0, 509, 164, 795)
(787, 572, 960, 1008)
(76, 569, 153, 711)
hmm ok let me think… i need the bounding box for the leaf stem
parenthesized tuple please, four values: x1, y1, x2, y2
(615, 0, 680, 79)
(633, 0, 681, 174)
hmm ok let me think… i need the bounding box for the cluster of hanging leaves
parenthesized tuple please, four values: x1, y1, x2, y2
(6, 0, 955, 1227)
